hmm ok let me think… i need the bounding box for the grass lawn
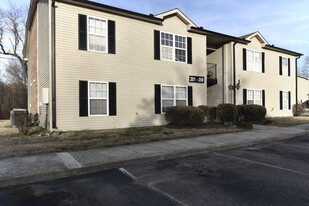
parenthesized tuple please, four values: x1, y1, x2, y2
(264, 116, 309, 127)
(0, 123, 244, 159)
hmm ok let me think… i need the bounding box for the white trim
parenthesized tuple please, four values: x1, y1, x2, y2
(160, 31, 187, 64)
(246, 88, 262, 106)
(246, 49, 262, 73)
(88, 81, 109, 116)
(161, 84, 188, 114)
(87, 15, 108, 53)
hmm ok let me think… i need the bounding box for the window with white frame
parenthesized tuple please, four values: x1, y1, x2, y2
(161, 32, 186, 63)
(282, 91, 288, 110)
(88, 16, 107, 52)
(247, 89, 262, 105)
(161, 85, 187, 113)
(247, 49, 262, 72)
(282, 57, 288, 76)
(89, 81, 108, 115)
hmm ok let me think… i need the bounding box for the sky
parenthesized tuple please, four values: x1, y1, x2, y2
(1, 0, 309, 76)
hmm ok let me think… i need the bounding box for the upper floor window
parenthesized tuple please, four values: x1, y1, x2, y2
(161, 32, 187, 63)
(247, 49, 262, 72)
(161, 85, 187, 113)
(247, 89, 262, 105)
(88, 16, 107, 52)
(281, 57, 288, 76)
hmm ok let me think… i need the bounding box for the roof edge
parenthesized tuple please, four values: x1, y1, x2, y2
(189, 27, 250, 44)
(263, 45, 303, 57)
(58, 0, 163, 24)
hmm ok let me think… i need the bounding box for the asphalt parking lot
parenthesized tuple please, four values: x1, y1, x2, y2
(0, 135, 308, 206)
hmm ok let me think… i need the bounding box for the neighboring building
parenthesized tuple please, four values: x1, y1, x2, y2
(298, 75, 309, 104)
(24, 0, 302, 131)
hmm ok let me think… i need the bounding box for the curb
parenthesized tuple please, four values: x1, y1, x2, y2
(0, 131, 308, 188)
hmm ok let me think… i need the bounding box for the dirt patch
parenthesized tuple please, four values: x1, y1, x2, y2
(0, 120, 18, 135)
(264, 116, 309, 127)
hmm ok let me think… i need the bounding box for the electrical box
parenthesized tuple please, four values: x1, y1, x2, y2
(42, 88, 49, 104)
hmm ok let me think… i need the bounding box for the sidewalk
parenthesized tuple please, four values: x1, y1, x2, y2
(0, 124, 308, 188)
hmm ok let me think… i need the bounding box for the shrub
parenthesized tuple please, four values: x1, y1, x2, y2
(293, 103, 304, 116)
(241, 105, 267, 123)
(165, 106, 205, 126)
(208, 107, 217, 122)
(237, 121, 253, 129)
(237, 105, 246, 121)
(216, 104, 238, 123)
(11, 111, 32, 135)
(198, 105, 209, 117)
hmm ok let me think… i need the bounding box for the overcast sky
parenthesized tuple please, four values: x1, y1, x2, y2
(1, 0, 308, 75)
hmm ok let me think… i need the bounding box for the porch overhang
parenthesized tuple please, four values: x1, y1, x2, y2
(189, 27, 250, 49)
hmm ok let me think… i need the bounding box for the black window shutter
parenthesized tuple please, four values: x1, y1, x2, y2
(108, 20, 116, 54)
(279, 56, 282, 75)
(262, 52, 265, 73)
(280, 91, 283, 110)
(187, 37, 192, 64)
(155, 84, 161, 114)
(154, 30, 160, 60)
(262, 90, 265, 107)
(243, 48, 247, 71)
(109, 82, 117, 116)
(288, 91, 291, 110)
(288, 58, 291, 76)
(79, 81, 88, 116)
(78, 14, 87, 51)
(188, 86, 193, 106)
(243, 89, 247, 104)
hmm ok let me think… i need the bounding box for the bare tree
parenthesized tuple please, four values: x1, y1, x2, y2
(0, 2, 27, 79)
(299, 56, 309, 78)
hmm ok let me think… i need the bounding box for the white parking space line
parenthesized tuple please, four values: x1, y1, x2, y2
(119, 168, 187, 206)
(270, 142, 309, 149)
(119, 168, 137, 180)
(214, 152, 309, 176)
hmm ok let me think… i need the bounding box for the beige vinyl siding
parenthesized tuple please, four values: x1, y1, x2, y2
(207, 47, 223, 106)
(298, 76, 309, 103)
(225, 37, 297, 117)
(37, 0, 50, 128)
(54, 2, 207, 131)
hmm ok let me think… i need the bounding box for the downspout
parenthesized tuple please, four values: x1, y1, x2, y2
(222, 45, 225, 103)
(232, 42, 238, 126)
(296, 55, 301, 111)
(51, 0, 56, 129)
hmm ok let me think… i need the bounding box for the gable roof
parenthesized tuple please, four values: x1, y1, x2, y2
(239, 31, 269, 44)
(155, 8, 197, 27)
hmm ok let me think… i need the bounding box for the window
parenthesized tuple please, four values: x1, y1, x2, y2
(161, 32, 186, 63)
(88, 16, 107, 52)
(89, 81, 108, 115)
(247, 89, 262, 105)
(282, 57, 288, 76)
(282, 91, 288, 110)
(247, 49, 262, 72)
(161, 85, 187, 113)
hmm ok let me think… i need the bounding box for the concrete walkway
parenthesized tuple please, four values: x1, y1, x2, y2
(0, 124, 308, 188)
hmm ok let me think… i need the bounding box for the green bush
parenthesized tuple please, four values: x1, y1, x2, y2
(239, 104, 267, 123)
(198, 105, 209, 117)
(165, 106, 205, 126)
(216, 104, 238, 123)
(237, 121, 253, 129)
(208, 107, 217, 122)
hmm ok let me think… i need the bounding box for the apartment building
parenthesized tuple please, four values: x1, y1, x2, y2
(24, 0, 302, 131)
